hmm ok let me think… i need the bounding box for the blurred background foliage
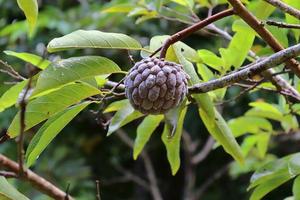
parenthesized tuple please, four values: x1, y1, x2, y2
(1, 0, 300, 199)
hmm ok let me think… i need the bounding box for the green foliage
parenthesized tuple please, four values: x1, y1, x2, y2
(47, 30, 142, 52)
(16, 0, 38, 37)
(0, 177, 29, 200)
(25, 101, 92, 167)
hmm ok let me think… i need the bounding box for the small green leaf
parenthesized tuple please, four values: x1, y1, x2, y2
(198, 49, 224, 72)
(4, 50, 51, 70)
(25, 101, 91, 167)
(107, 100, 143, 136)
(102, 4, 135, 13)
(47, 30, 142, 52)
(293, 176, 300, 200)
(133, 115, 163, 159)
(17, 0, 38, 36)
(256, 133, 270, 158)
(229, 116, 272, 137)
(246, 102, 284, 121)
(7, 82, 99, 138)
(0, 80, 27, 112)
(162, 106, 187, 175)
(32, 56, 120, 96)
(0, 176, 29, 200)
(104, 99, 129, 113)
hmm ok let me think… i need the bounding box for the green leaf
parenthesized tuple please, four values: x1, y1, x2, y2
(293, 176, 300, 200)
(107, 100, 143, 136)
(17, 0, 38, 36)
(228, 116, 272, 137)
(170, 0, 194, 8)
(0, 176, 29, 200)
(198, 49, 224, 72)
(283, 0, 300, 42)
(104, 99, 129, 113)
(196, 63, 214, 82)
(47, 30, 142, 52)
(162, 106, 187, 175)
(241, 135, 258, 156)
(7, 82, 99, 138)
(0, 80, 27, 112)
(256, 133, 270, 158)
(32, 56, 120, 96)
(246, 102, 284, 121)
(102, 4, 135, 13)
(133, 115, 163, 159)
(199, 108, 244, 164)
(249, 173, 291, 200)
(25, 101, 91, 167)
(4, 50, 51, 70)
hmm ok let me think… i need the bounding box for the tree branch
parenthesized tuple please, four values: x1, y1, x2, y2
(155, 9, 234, 59)
(227, 0, 300, 77)
(189, 43, 300, 95)
(0, 154, 73, 200)
(263, 0, 300, 19)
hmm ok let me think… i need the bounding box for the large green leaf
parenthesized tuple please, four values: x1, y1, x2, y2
(7, 82, 100, 138)
(32, 56, 120, 96)
(17, 0, 38, 36)
(200, 108, 244, 164)
(47, 30, 142, 52)
(0, 176, 29, 200)
(162, 106, 187, 175)
(133, 115, 163, 159)
(246, 102, 284, 121)
(0, 80, 27, 112)
(106, 100, 144, 136)
(4, 50, 51, 70)
(25, 101, 91, 167)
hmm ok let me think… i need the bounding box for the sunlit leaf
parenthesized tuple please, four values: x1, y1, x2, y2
(198, 49, 224, 72)
(0, 80, 27, 112)
(32, 56, 120, 96)
(17, 0, 38, 36)
(293, 176, 300, 200)
(4, 50, 51, 70)
(7, 82, 99, 138)
(47, 30, 142, 52)
(133, 115, 163, 159)
(25, 101, 91, 167)
(0, 176, 29, 200)
(102, 4, 135, 13)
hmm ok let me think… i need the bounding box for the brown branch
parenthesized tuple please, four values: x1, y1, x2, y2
(155, 9, 234, 58)
(263, 20, 300, 29)
(227, 0, 300, 77)
(263, 0, 300, 19)
(189, 43, 300, 95)
(0, 60, 25, 81)
(0, 154, 73, 200)
(191, 136, 215, 164)
(0, 171, 17, 178)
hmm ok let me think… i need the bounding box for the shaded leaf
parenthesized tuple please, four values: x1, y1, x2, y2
(162, 106, 187, 175)
(293, 176, 300, 200)
(133, 115, 163, 159)
(47, 30, 142, 52)
(0, 176, 29, 200)
(32, 56, 120, 96)
(25, 101, 91, 167)
(107, 100, 143, 136)
(7, 83, 99, 138)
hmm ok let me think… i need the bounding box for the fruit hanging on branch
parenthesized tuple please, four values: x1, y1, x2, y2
(124, 57, 189, 114)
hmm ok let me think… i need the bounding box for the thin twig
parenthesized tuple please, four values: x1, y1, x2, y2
(263, 0, 300, 20)
(157, 9, 234, 59)
(0, 154, 73, 200)
(263, 20, 300, 29)
(0, 171, 17, 178)
(0, 60, 25, 80)
(191, 136, 215, 164)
